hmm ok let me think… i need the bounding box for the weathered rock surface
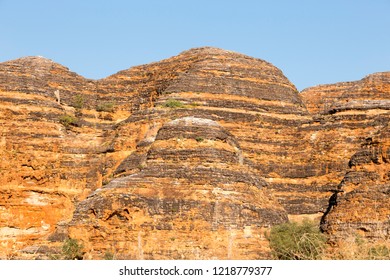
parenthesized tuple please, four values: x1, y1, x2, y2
(68, 117, 287, 259)
(301, 72, 390, 115)
(0, 57, 118, 259)
(321, 125, 390, 241)
(0, 47, 389, 259)
(302, 72, 390, 241)
(298, 72, 390, 218)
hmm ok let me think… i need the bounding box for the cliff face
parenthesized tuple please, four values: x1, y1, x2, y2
(0, 57, 111, 258)
(69, 117, 288, 259)
(303, 73, 390, 243)
(321, 125, 390, 241)
(0, 47, 389, 259)
(301, 72, 390, 115)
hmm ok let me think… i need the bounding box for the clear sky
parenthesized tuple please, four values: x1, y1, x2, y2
(1, 0, 389, 90)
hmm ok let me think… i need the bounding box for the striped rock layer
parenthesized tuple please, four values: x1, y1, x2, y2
(0, 47, 389, 259)
(321, 125, 390, 241)
(69, 117, 287, 259)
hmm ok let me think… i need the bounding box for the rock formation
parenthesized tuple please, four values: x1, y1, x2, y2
(0, 47, 389, 259)
(68, 117, 287, 259)
(302, 72, 390, 245)
(301, 72, 390, 115)
(321, 124, 390, 241)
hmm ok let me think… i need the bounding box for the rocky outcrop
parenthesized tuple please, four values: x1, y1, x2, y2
(301, 72, 390, 115)
(99, 47, 322, 216)
(303, 72, 390, 243)
(321, 125, 390, 241)
(0, 57, 115, 259)
(68, 117, 287, 259)
(0, 47, 389, 259)
(298, 72, 390, 218)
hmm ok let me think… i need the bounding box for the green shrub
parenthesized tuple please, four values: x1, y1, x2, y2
(96, 102, 115, 112)
(268, 220, 327, 260)
(189, 102, 200, 107)
(367, 244, 390, 260)
(138, 163, 146, 170)
(62, 238, 84, 260)
(103, 251, 115, 260)
(329, 235, 390, 260)
(59, 114, 78, 128)
(162, 99, 184, 108)
(195, 137, 204, 142)
(72, 94, 84, 109)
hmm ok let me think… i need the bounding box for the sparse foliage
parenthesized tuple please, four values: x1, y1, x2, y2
(59, 114, 78, 128)
(96, 102, 116, 112)
(62, 238, 84, 260)
(72, 94, 84, 109)
(189, 102, 200, 107)
(329, 235, 390, 260)
(162, 99, 184, 108)
(103, 251, 115, 260)
(368, 244, 390, 259)
(268, 220, 327, 260)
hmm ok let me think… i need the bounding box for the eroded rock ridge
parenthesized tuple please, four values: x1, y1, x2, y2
(0, 47, 388, 259)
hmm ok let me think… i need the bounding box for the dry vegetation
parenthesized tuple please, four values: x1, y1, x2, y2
(268, 220, 390, 260)
(324, 235, 390, 260)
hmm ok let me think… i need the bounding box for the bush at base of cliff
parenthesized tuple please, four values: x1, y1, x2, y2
(268, 220, 327, 260)
(327, 235, 390, 260)
(62, 238, 84, 260)
(103, 251, 115, 260)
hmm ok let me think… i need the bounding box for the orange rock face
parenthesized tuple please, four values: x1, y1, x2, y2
(68, 117, 287, 259)
(302, 72, 390, 244)
(0, 47, 389, 259)
(321, 125, 390, 241)
(301, 72, 390, 115)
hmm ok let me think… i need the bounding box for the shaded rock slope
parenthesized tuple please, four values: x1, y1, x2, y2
(321, 124, 390, 241)
(0, 47, 388, 259)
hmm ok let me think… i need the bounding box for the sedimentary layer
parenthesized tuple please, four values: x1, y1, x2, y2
(0, 47, 389, 259)
(321, 125, 390, 241)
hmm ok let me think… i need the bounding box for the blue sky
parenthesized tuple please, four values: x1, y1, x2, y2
(1, 0, 389, 90)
